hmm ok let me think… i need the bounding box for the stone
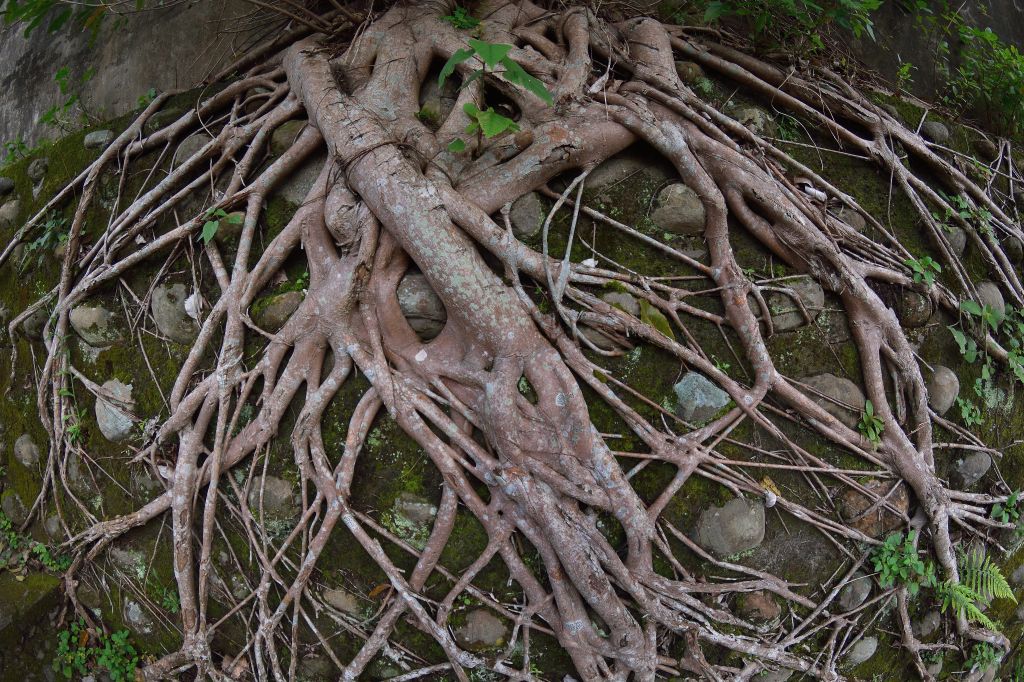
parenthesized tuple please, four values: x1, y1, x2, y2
(737, 591, 780, 621)
(144, 107, 184, 134)
(801, 373, 864, 429)
(894, 289, 932, 328)
(43, 515, 61, 539)
(13, 433, 39, 468)
(95, 379, 135, 442)
(277, 150, 326, 205)
(248, 475, 298, 518)
(253, 290, 303, 333)
(844, 636, 877, 666)
(765, 276, 824, 331)
(0, 572, 61, 649)
(270, 119, 308, 157)
(418, 78, 459, 124)
(838, 480, 909, 538)
(837, 572, 871, 611)
(650, 183, 705, 235)
(601, 291, 640, 317)
(913, 609, 941, 638)
(175, 132, 212, 165)
(675, 60, 704, 84)
(83, 129, 115, 149)
(0, 177, 13, 196)
(673, 372, 730, 425)
(1, 492, 27, 525)
(69, 304, 122, 347)
(956, 451, 991, 487)
(393, 492, 437, 525)
(509, 191, 544, 239)
(835, 206, 866, 232)
(948, 226, 967, 257)
(586, 153, 670, 192)
(454, 609, 508, 650)
(972, 137, 998, 161)
(322, 588, 362, 615)
(151, 282, 199, 344)
(124, 600, 154, 634)
(696, 497, 765, 557)
(1012, 564, 1024, 586)
(879, 103, 900, 120)
(1004, 234, 1024, 263)
(975, 281, 1004, 316)
(397, 272, 447, 341)
(27, 157, 48, 183)
(920, 121, 949, 145)
(753, 670, 793, 682)
(579, 326, 620, 350)
(22, 305, 48, 340)
(736, 106, 774, 136)
(0, 199, 20, 229)
(926, 365, 959, 415)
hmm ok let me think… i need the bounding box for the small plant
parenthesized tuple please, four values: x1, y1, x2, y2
(964, 642, 1003, 673)
(53, 619, 139, 682)
(935, 549, 1015, 630)
(1, 137, 30, 167)
(857, 399, 884, 445)
(991, 490, 1022, 525)
(956, 396, 983, 427)
(200, 207, 242, 244)
(159, 586, 180, 613)
(904, 255, 941, 286)
(871, 531, 934, 595)
(136, 87, 157, 108)
(441, 6, 480, 30)
(20, 210, 69, 272)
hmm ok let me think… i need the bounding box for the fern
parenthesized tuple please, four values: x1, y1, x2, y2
(935, 580, 997, 630)
(960, 549, 1016, 604)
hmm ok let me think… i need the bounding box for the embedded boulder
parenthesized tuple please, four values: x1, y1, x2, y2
(601, 291, 640, 317)
(765, 276, 824, 331)
(956, 451, 991, 487)
(0, 199, 20, 229)
(151, 282, 200, 344)
(397, 273, 447, 341)
(975, 281, 1005, 316)
(454, 609, 508, 651)
(837, 480, 909, 538)
(13, 434, 39, 468)
(69, 304, 123, 347)
(253, 290, 303, 333)
(926, 365, 959, 415)
(920, 121, 949, 144)
(673, 372, 730, 425)
(837, 571, 871, 611)
(509, 191, 544, 239)
(696, 497, 765, 557)
(650, 183, 705, 235)
(844, 636, 877, 666)
(95, 379, 135, 442)
(801, 373, 864, 429)
(83, 129, 115, 149)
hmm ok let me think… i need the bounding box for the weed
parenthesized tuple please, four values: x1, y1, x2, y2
(53, 619, 139, 681)
(857, 399, 884, 445)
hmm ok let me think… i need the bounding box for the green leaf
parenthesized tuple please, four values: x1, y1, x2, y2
(438, 47, 475, 88)
(225, 212, 243, 224)
(201, 220, 219, 244)
(961, 299, 984, 316)
(499, 56, 553, 104)
(704, 1, 728, 22)
(447, 138, 466, 153)
(468, 39, 512, 69)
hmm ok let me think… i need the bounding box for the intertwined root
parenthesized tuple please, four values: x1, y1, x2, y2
(12, 1, 1024, 680)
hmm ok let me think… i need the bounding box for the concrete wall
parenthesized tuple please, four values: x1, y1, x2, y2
(0, 0, 267, 147)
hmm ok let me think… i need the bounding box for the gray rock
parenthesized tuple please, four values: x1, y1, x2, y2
(70, 304, 122, 347)
(975, 281, 1005, 316)
(1004, 234, 1024, 264)
(844, 636, 878, 666)
(837, 572, 871, 611)
(956, 451, 991, 487)
(753, 670, 793, 682)
(673, 372, 730, 425)
(248, 475, 298, 518)
(509, 191, 544, 239)
(83, 129, 115, 149)
(838, 479, 909, 538)
(802, 373, 864, 429)
(736, 106, 774, 136)
(586, 154, 670, 192)
(322, 588, 362, 615)
(879, 103, 901, 120)
(835, 206, 866, 233)
(151, 283, 199, 344)
(393, 492, 437, 525)
(737, 591, 780, 621)
(124, 600, 154, 634)
(651, 183, 705, 235)
(143, 107, 184, 134)
(418, 78, 459, 124)
(13, 434, 39, 468)
(920, 121, 949, 145)
(270, 119, 308, 157)
(601, 291, 640, 317)
(95, 379, 135, 442)
(253, 290, 303, 333)
(1012, 564, 1024, 586)
(278, 149, 327, 205)
(27, 158, 48, 183)
(973, 137, 998, 161)
(22, 305, 48, 340)
(454, 609, 508, 650)
(0, 199, 20, 229)
(43, 515, 61, 539)
(397, 273, 447, 340)
(926, 365, 959, 416)
(696, 497, 765, 557)
(894, 290, 932, 328)
(766, 276, 824, 331)
(579, 326, 620, 350)
(174, 132, 212, 166)
(675, 60, 704, 84)
(948, 226, 967, 257)
(913, 609, 941, 638)
(0, 177, 13, 196)
(1017, 602, 1024, 622)
(1, 492, 27, 525)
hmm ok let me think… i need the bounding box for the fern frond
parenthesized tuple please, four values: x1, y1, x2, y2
(959, 550, 1017, 604)
(936, 581, 999, 631)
